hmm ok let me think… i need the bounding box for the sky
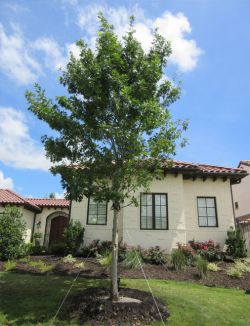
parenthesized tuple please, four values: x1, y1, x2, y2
(0, 0, 249, 198)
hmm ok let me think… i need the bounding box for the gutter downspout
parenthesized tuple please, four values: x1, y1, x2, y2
(31, 212, 37, 243)
(230, 182, 236, 228)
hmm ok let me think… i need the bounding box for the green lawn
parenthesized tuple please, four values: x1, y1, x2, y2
(0, 272, 249, 326)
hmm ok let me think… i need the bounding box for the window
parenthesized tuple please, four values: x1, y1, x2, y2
(197, 197, 218, 227)
(140, 193, 168, 230)
(87, 197, 107, 225)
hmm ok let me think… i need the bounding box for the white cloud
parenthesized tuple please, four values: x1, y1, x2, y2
(0, 107, 50, 171)
(0, 24, 41, 84)
(32, 37, 67, 71)
(77, 6, 202, 72)
(0, 171, 14, 189)
(54, 191, 66, 199)
(66, 42, 81, 59)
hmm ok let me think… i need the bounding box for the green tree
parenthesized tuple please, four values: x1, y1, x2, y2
(26, 14, 187, 301)
(0, 206, 26, 260)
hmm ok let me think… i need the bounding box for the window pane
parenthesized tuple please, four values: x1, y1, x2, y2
(155, 206, 161, 217)
(207, 207, 215, 217)
(88, 215, 97, 224)
(97, 216, 106, 224)
(208, 216, 216, 226)
(146, 194, 152, 205)
(141, 194, 147, 205)
(88, 197, 107, 225)
(199, 216, 207, 226)
(198, 198, 206, 207)
(160, 195, 166, 205)
(198, 207, 207, 216)
(146, 206, 152, 217)
(89, 205, 97, 215)
(160, 206, 166, 217)
(155, 195, 161, 205)
(206, 198, 215, 207)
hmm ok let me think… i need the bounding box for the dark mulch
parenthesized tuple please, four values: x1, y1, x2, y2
(1, 256, 250, 290)
(59, 287, 169, 326)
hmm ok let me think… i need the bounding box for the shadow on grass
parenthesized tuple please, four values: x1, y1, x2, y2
(0, 272, 109, 325)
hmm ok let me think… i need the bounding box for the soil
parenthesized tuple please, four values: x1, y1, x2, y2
(0, 256, 249, 291)
(59, 287, 169, 326)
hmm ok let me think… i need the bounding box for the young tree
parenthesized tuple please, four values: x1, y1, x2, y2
(26, 15, 187, 301)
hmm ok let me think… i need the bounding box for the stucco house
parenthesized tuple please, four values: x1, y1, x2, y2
(0, 189, 70, 246)
(70, 160, 247, 252)
(232, 160, 250, 253)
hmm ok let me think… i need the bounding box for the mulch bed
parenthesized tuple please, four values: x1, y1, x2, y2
(59, 287, 169, 326)
(0, 256, 250, 290)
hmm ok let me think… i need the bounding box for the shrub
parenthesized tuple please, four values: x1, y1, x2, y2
(188, 239, 224, 262)
(28, 260, 53, 273)
(122, 249, 143, 270)
(234, 260, 250, 273)
(171, 249, 188, 271)
(63, 221, 85, 255)
(177, 243, 195, 265)
(0, 206, 26, 260)
(207, 263, 220, 272)
(97, 250, 113, 268)
(49, 242, 67, 255)
(3, 260, 17, 271)
(142, 246, 168, 265)
(63, 254, 76, 264)
(225, 227, 247, 258)
(19, 256, 31, 263)
(196, 256, 208, 279)
(74, 262, 85, 269)
(226, 266, 243, 278)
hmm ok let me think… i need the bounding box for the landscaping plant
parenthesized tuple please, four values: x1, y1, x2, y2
(62, 254, 77, 264)
(63, 221, 85, 255)
(225, 227, 247, 258)
(0, 206, 26, 260)
(142, 246, 168, 265)
(196, 256, 208, 279)
(49, 242, 67, 255)
(122, 249, 143, 270)
(3, 260, 17, 271)
(207, 263, 221, 272)
(26, 14, 187, 300)
(171, 249, 188, 271)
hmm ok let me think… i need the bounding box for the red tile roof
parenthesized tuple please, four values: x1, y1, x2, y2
(27, 198, 69, 208)
(0, 189, 70, 211)
(169, 160, 246, 175)
(0, 189, 40, 211)
(236, 214, 250, 225)
(238, 160, 250, 168)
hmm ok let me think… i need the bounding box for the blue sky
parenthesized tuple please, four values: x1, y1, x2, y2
(0, 0, 249, 197)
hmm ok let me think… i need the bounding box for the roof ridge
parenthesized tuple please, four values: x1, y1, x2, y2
(0, 189, 41, 211)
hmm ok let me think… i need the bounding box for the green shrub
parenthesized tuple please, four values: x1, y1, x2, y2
(207, 263, 220, 272)
(28, 260, 53, 273)
(97, 250, 113, 268)
(142, 246, 168, 265)
(225, 227, 247, 258)
(122, 249, 143, 270)
(63, 221, 84, 255)
(226, 266, 243, 278)
(3, 260, 17, 271)
(196, 256, 208, 279)
(63, 254, 76, 264)
(0, 206, 26, 260)
(19, 256, 31, 263)
(234, 260, 250, 273)
(74, 262, 85, 269)
(171, 249, 188, 270)
(49, 242, 67, 255)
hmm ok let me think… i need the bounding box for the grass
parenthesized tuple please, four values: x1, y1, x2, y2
(0, 273, 249, 325)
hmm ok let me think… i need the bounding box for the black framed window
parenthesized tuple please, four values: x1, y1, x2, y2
(197, 197, 218, 227)
(140, 193, 168, 230)
(87, 197, 107, 225)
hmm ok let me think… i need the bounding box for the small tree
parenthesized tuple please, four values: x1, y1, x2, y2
(225, 227, 247, 258)
(26, 15, 187, 300)
(0, 206, 26, 260)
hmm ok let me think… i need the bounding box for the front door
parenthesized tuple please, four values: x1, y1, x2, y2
(49, 216, 68, 245)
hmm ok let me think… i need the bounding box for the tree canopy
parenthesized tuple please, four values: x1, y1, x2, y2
(26, 14, 187, 206)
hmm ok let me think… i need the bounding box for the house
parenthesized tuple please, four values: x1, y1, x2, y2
(70, 160, 248, 252)
(232, 160, 250, 253)
(0, 189, 70, 246)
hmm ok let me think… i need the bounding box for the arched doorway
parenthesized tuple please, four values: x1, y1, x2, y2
(44, 212, 69, 247)
(49, 215, 68, 245)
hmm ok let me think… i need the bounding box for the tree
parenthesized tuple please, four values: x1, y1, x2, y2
(26, 14, 187, 301)
(49, 192, 56, 199)
(0, 206, 26, 260)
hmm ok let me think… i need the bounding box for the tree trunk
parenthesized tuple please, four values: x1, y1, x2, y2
(111, 204, 119, 301)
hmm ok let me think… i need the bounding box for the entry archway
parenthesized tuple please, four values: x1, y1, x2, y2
(44, 211, 69, 247)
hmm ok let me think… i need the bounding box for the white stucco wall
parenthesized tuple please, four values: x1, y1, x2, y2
(0, 205, 35, 243)
(232, 163, 250, 218)
(71, 175, 235, 252)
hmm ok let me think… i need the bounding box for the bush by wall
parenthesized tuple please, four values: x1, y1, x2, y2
(0, 206, 26, 260)
(63, 221, 85, 255)
(225, 227, 247, 258)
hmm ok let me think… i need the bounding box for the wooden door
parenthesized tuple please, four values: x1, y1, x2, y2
(49, 216, 68, 245)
